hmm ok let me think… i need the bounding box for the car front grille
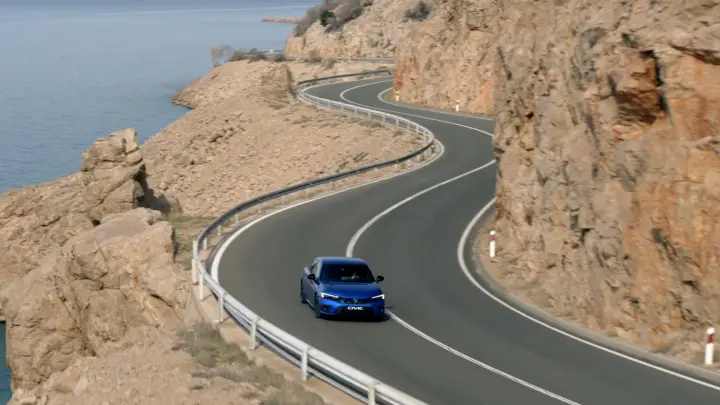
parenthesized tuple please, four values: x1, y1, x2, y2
(338, 297, 372, 304)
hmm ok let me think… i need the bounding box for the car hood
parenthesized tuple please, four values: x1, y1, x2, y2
(320, 282, 382, 298)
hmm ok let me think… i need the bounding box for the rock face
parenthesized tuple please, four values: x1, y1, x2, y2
(395, 0, 720, 353)
(144, 60, 423, 217)
(285, 0, 433, 58)
(0, 57, 427, 400)
(0, 129, 180, 304)
(0, 208, 186, 390)
(393, 0, 497, 113)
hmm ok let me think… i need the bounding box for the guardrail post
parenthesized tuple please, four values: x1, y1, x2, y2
(198, 272, 205, 300)
(216, 226, 222, 237)
(191, 241, 198, 284)
(301, 345, 309, 381)
(367, 379, 377, 405)
(249, 316, 258, 350)
(216, 291, 225, 324)
(234, 214, 239, 224)
(202, 237, 208, 251)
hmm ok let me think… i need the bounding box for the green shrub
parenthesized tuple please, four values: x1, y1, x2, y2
(228, 49, 245, 62)
(306, 49, 323, 63)
(405, 0, 431, 21)
(268, 53, 287, 62)
(326, 0, 368, 31)
(294, 3, 327, 36)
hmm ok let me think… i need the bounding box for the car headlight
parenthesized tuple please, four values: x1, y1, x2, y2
(320, 293, 339, 300)
(371, 294, 385, 300)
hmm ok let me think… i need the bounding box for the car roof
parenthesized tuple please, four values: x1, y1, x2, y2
(317, 256, 368, 266)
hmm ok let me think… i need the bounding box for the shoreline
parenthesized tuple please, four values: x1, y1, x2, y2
(0, 58, 428, 405)
(261, 16, 301, 24)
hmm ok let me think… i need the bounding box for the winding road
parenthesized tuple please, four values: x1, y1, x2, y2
(215, 77, 720, 405)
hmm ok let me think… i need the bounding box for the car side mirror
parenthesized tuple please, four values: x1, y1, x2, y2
(376, 275, 384, 283)
(307, 274, 316, 280)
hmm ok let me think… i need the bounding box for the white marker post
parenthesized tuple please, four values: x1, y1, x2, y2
(489, 230, 496, 259)
(395, 90, 400, 102)
(705, 327, 715, 366)
(455, 99, 460, 112)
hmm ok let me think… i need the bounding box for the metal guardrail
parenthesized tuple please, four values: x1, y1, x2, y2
(191, 69, 435, 405)
(256, 49, 396, 64)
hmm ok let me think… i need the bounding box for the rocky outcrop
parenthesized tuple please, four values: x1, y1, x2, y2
(1, 57, 426, 401)
(395, 0, 720, 359)
(144, 60, 422, 217)
(0, 129, 180, 309)
(285, 0, 433, 58)
(393, 0, 497, 113)
(1, 208, 186, 390)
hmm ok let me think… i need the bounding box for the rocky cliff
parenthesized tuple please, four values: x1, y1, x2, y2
(0, 58, 425, 400)
(0, 129, 180, 316)
(395, 0, 720, 360)
(285, 0, 433, 58)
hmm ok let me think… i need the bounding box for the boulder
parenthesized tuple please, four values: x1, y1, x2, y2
(0, 208, 187, 390)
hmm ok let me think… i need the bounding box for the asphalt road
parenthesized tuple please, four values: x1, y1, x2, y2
(217, 77, 720, 405)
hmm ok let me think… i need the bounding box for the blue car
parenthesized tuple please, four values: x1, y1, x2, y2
(300, 256, 386, 320)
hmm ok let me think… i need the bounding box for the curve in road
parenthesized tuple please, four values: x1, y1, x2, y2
(215, 76, 720, 405)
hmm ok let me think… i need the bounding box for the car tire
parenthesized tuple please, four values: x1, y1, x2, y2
(300, 284, 306, 304)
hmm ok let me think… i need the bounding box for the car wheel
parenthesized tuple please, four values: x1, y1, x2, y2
(300, 284, 306, 304)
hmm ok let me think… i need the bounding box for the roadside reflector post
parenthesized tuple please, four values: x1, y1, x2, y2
(706, 327, 715, 365)
(395, 90, 399, 102)
(489, 230, 497, 259)
(455, 99, 460, 112)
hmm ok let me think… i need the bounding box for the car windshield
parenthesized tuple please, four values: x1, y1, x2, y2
(320, 263, 375, 283)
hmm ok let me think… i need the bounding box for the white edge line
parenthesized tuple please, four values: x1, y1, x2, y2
(345, 73, 720, 393)
(339, 81, 494, 137)
(343, 162, 585, 405)
(211, 79, 446, 280)
(457, 201, 720, 393)
(347, 75, 720, 393)
(376, 87, 495, 122)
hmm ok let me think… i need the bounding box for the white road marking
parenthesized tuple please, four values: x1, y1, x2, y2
(457, 201, 720, 392)
(376, 87, 495, 121)
(343, 76, 720, 393)
(211, 81, 446, 281)
(344, 164, 587, 405)
(339, 81, 494, 137)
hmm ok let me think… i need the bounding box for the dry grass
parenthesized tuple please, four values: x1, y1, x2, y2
(174, 322, 328, 404)
(174, 322, 250, 368)
(163, 213, 215, 269)
(405, 0, 431, 21)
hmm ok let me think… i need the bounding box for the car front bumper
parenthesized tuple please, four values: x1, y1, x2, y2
(317, 297, 385, 318)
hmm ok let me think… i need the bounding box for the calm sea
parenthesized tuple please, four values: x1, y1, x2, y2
(0, 0, 311, 402)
